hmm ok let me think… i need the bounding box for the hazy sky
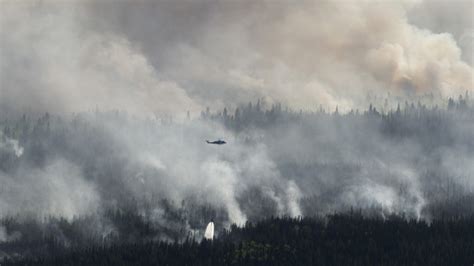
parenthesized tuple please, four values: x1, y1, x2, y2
(1, 0, 473, 115)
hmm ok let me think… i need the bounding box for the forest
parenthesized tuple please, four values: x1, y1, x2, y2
(0, 95, 473, 265)
(2, 0, 473, 264)
(3, 214, 474, 266)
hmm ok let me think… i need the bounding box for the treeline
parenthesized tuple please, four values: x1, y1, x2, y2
(1, 95, 472, 142)
(198, 94, 472, 131)
(3, 214, 474, 265)
(0, 199, 228, 260)
(0, 96, 473, 264)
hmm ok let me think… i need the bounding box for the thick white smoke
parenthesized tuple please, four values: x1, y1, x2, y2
(0, 1, 198, 116)
(0, 160, 99, 219)
(103, 118, 305, 225)
(0, 133, 23, 157)
(1, 0, 472, 115)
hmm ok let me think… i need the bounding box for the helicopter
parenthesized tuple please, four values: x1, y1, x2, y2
(206, 139, 226, 145)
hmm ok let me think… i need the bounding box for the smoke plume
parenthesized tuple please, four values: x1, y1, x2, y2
(1, 0, 472, 115)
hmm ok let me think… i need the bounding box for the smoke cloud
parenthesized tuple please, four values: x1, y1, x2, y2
(1, 0, 472, 115)
(0, 133, 23, 157)
(0, 159, 99, 219)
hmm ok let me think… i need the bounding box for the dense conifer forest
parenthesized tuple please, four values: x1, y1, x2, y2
(3, 214, 474, 265)
(1, 96, 473, 265)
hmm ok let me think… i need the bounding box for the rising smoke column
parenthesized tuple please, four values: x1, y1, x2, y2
(1, 0, 472, 115)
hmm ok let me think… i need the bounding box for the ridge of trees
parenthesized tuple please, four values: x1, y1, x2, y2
(3, 214, 473, 265)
